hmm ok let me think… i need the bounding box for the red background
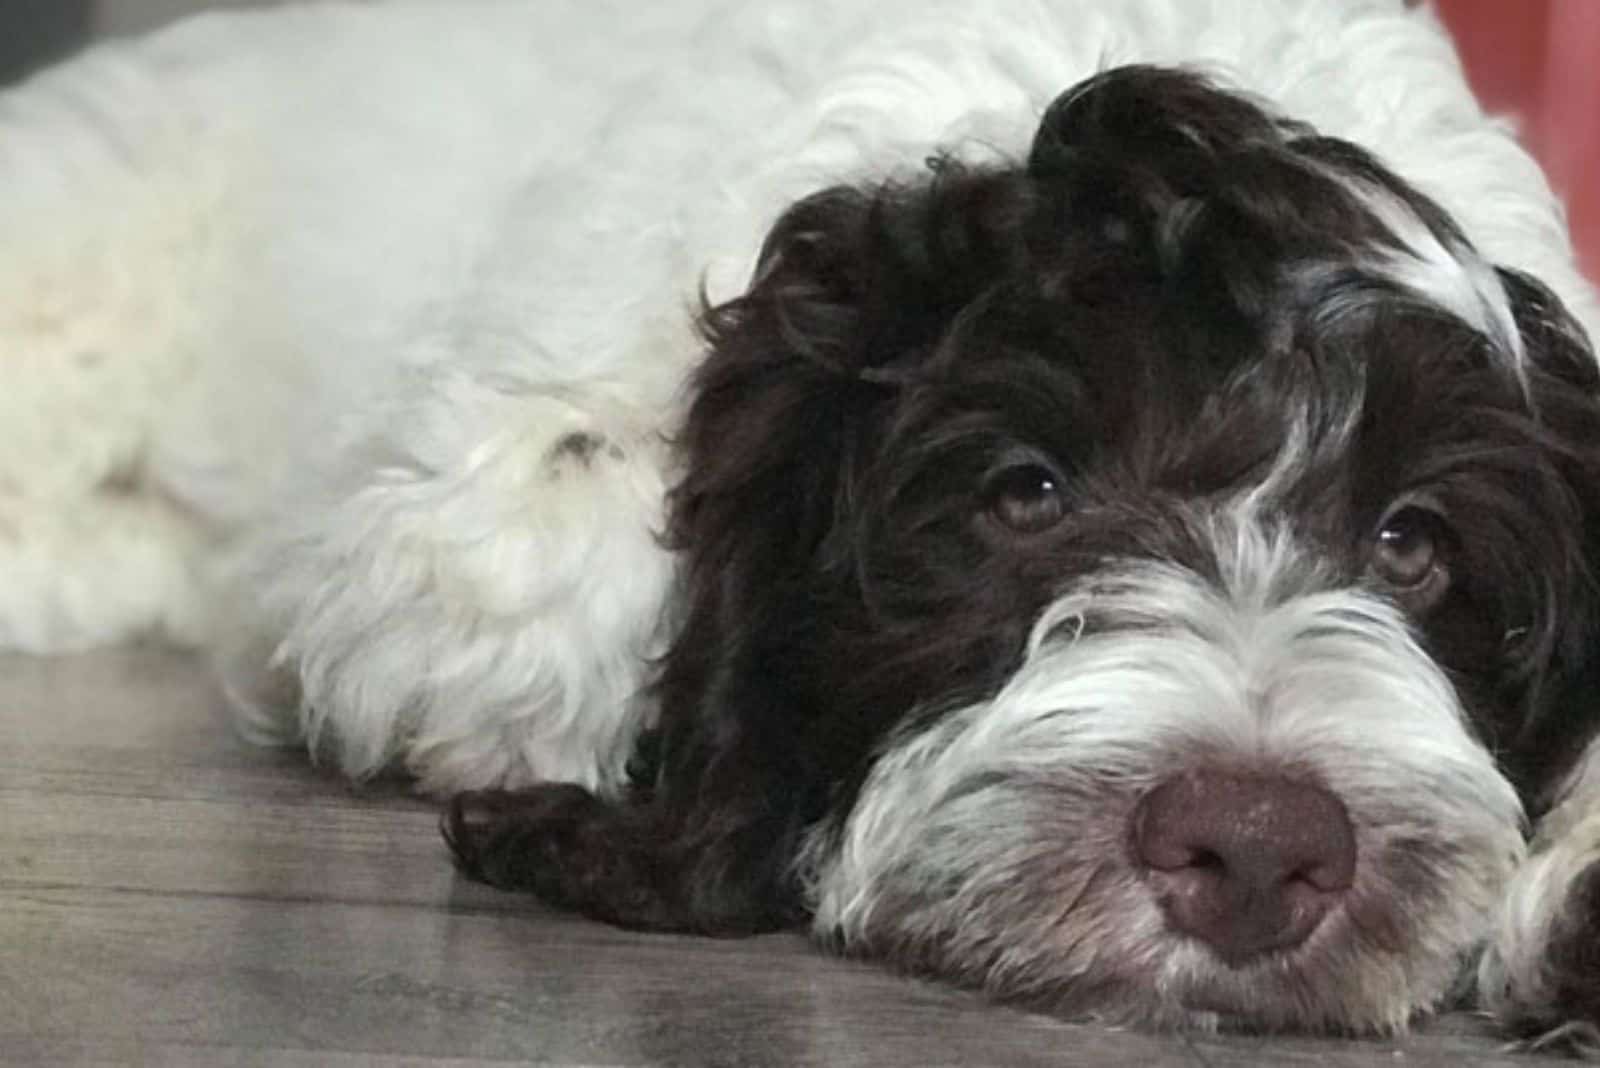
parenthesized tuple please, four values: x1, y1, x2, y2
(1434, 0, 1600, 283)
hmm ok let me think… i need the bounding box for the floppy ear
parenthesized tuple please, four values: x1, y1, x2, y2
(668, 184, 884, 604)
(443, 161, 1057, 929)
(1488, 268, 1600, 804)
(442, 184, 921, 932)
(1477, 269, 1600, 1039)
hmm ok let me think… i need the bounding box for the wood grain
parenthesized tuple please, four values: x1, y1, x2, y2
(0, 651, 1567, 1066)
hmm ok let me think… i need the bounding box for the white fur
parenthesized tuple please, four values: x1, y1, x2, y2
(0, 3, 1594, 803)
(216, 355, 680, 792)
(1348, 180, 1528, 375)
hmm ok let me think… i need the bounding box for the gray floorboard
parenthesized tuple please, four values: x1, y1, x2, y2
(0, 650, 1570, 1066)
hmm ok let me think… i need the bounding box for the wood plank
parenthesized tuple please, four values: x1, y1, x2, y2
(0, 650, 1578, 1066)
(1, 888, 1204, 1068)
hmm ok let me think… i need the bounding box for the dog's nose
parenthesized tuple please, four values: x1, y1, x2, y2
(1131, 769, 1356, 964)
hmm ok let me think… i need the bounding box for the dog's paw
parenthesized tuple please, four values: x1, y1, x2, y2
(1480, 826, 1600, 1054)
(442, 784, 683, 929)
(443, 784, 599, 898)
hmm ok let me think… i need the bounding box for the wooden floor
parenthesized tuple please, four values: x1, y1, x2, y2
(0, 649, 1575, 1066)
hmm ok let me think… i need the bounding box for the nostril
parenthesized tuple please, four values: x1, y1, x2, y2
(1293, 856, 1352, 895)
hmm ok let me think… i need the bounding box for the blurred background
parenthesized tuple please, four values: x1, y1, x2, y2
(0, 0, 1593, 278)
(0, 0, 301, 81)
(1440, 0, 1599, 282)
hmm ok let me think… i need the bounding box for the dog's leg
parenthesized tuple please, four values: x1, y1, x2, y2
(445, 786, 805, 934)
(442, 553, 825, 934)
(215, 362, 680, 796)
(443, 662, 814, 934)
(1481, 737, 1600, 1047)
(441, 785, 743, 932)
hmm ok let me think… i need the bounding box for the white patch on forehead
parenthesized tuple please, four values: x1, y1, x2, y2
(1227, 394, 1362, 524)
(1232, 409, 1313, 519)
(1347, 180, 1527, 379)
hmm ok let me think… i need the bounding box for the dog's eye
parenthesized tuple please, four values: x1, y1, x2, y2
(985, 463, 1067, 534)
(1371, 504, 1451, 603)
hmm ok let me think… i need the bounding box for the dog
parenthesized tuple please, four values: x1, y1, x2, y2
(4, 0, 1600, 1040)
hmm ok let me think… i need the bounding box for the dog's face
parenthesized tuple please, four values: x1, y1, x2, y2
(666, 67, 1600, 1030)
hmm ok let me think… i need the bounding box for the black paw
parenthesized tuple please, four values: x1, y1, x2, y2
(440, 781, 805, 935)
(442, 783, 599, 901)
(441, 784, 686, 929)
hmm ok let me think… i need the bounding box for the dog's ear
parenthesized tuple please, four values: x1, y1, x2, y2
(1490, 268, 1600, 806)
(446, 175, 1026, 932)
(671, 168, 1038, 602)
(669, 185, 882, 594)
(626, 184, 967, 927)
(1477, 272, 1600, 1039)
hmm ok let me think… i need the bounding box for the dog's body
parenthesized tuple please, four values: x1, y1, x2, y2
(7, 0, 1600, 1040)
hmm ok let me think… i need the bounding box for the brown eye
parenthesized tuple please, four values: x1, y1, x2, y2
(985, 463, 1067, 534)
(1371, 504, 1450, 600)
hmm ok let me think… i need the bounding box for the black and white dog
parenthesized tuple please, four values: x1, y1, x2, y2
(3, 0, 1599, 1040)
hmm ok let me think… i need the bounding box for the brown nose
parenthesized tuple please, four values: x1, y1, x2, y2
(1132, 769, 1356, 964)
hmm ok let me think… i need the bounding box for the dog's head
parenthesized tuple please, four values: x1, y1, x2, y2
(667, 66, 1600, 1031)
